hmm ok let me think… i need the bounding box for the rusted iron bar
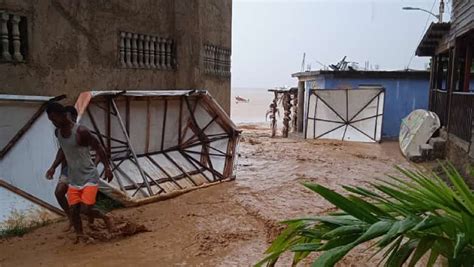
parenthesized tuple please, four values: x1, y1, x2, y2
(145, 98, 151, 153)
(127, 157, 165, 197)
(125, 97, 131, 134)
(146, 155, 183, 189)
(110, 98, 153, 196)
(178, 150, 213, 182)
(161, 99, 168, 151)
(124, 168, 206, 191)
(183, 150, 229, 158)
(181, 151, 224, 180)
(163, 152, 198, 186)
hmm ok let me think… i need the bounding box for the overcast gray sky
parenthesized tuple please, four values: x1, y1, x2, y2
(231, 0, 448, 88)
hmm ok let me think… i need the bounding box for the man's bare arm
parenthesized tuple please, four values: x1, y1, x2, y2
(46, 149, 65, 179)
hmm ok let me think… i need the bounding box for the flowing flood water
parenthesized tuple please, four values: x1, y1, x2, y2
(0, 123, 419, 266)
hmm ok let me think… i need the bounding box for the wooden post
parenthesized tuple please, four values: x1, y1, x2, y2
(297, 81, 305, 132)
(446, 45, 458, 133)
(269, 92, 278, 138)
(463, 43, 472, 92)
(292, 91, 298, 132)
(428, 56, 436, 111)
(282, 92, 291, 138)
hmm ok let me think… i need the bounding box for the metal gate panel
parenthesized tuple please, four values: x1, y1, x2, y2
(305, 88, 385, 142)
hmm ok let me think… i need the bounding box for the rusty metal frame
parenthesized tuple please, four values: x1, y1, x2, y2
(81, 90, 240, 202)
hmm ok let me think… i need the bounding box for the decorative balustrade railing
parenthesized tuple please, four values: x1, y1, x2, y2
(203, 44, 230, 77)
(119, 32, 175, 70)
(0, 11, 27, 63)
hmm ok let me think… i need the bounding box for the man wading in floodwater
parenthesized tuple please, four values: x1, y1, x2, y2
(45, 102, 114, 243)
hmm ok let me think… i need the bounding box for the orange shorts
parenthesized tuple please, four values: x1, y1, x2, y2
(67, 185, 99, 206)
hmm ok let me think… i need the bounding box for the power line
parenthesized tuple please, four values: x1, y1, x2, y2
(406, 0, 437, 70)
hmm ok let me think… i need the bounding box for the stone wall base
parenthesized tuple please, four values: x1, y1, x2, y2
(444, 129, 474, 188)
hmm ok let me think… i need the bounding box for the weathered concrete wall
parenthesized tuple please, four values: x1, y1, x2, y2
(445, 133, 474, 188)
(198, 0, 232, 113)
(0, 0, 232, 113)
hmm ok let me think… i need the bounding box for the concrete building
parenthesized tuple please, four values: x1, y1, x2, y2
(292, 70, 431, 138)
(0, 0, 232, 113)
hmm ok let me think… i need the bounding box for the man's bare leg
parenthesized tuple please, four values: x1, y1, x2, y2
(55, 182, 72, 231)
(70, 204, 88, 243)
(79, 206, 97, 230)
(84, 205, 114, 232)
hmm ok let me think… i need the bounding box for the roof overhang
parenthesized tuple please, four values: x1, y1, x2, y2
(416, 22, 451, 57)
(292, 70, 430, 80)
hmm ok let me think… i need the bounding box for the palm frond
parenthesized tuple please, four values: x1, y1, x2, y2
(256, 162, 474, 267)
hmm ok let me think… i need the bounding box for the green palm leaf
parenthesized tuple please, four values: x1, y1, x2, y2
(256, 163, 474, 267)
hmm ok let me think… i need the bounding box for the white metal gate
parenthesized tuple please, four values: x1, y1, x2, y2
(305, 88, 385, 142)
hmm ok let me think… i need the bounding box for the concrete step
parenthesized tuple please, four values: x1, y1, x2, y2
(428, 137, 446, 159)
(420, 144, 434, 161)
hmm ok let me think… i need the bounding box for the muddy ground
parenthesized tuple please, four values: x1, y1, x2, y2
(0, 124, 417, 267)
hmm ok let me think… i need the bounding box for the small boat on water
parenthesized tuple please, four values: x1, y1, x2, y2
(235, 96, 250, 103)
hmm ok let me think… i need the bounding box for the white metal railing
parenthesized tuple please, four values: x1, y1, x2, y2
(0, 11, 26, 63)
(119, 32, 175, 70)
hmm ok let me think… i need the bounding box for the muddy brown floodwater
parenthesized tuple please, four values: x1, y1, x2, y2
(0, 124, 417, 267)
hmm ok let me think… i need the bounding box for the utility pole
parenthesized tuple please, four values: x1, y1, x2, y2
(439, 0, 444, 23)
(301, 53, 306, 72)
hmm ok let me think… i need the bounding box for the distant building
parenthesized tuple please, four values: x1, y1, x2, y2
(415, 0, 473, 176)
(292, 70, 431, 138)
(0, 0, 232, 113)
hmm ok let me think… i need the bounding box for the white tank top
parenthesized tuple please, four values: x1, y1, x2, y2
(57, 124, 99, 188)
